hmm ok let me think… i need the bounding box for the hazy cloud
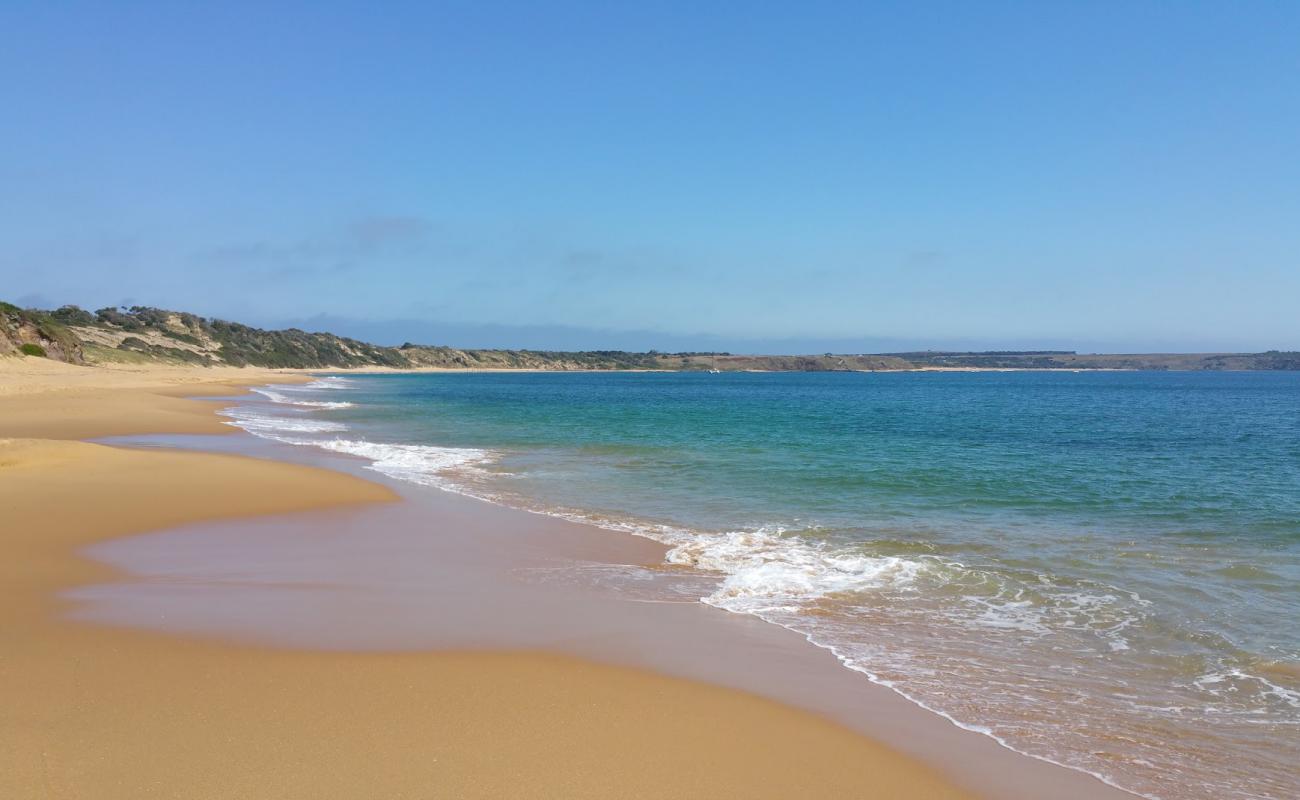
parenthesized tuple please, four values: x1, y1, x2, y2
(197, 215, 436, 280)
(15, 292, 54, 309)
(348, 215, 432, 247)
(903, 250, 947, 271)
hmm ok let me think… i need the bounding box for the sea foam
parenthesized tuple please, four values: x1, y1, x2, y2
(220, 406, 350, 435)
(662, 525, 929, 609)
(302, 376, 357, 390)
(312, 439, 495, 490)
(250, 387, 355, 409)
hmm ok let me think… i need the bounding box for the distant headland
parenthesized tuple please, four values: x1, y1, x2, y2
(3, 301, 1298, 371)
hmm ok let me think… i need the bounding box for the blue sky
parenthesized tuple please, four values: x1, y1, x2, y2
(2, 2, 1297, 352)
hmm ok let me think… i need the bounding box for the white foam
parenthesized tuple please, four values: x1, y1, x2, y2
(313, 439, 495, 489)
(303, 376, 356, 390)
(659, 525, 931, 611)
(227, 385, 494, 494)
(1195, 668, 1300, 710)
(219, 406, 349, 435)
(498, 505, 1166, 798)
(250, 387, 355, 409)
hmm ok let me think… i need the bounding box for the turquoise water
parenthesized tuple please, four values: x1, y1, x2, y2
(233, 372, 1300, 800)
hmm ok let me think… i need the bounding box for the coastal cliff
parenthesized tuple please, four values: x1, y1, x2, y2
(0, 302, 85, 363)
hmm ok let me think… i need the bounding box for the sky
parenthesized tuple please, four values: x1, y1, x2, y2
(1, 1, 1297, 353)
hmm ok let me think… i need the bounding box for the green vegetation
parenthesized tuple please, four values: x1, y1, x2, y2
(117, 335, 211, 365)
(94, 306, 145, 330)
(5, 299, 1300, 372)
(206, 319, 408, 368)
(50, 305, 98, 326)
(33, 316, 79, 353)
(80, 342, 152, 364)
(161, 329, 201, 345)
(1, 302, 85, 362)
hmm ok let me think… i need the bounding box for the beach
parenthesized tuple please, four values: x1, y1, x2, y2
(5, 357, 1292, 799)
(7, 3, 1294, 796)
(0, 357, 986, 799)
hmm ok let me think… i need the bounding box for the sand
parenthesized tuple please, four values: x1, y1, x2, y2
(0, 357, 978, 799)
(0, 356, 312, 438)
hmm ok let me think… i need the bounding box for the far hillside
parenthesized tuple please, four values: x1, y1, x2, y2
(2, 301, 1297, 371)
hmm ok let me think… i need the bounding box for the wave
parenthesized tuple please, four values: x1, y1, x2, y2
(302, 376, 357, 390)
(506, 514, 1147, 654)
(219, 406, 350, 434)
(1195, 668, 1300, 711)
(410, 501, 1162, 796)
(663, 525, 931, 609)
(311, 439, 495, 490)
(250, 387, 355, 409)
(224, 387, 495, 493)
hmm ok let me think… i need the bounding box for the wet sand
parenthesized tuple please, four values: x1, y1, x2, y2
(78, 427, 1137, 800)
(0, 360, 985, 799)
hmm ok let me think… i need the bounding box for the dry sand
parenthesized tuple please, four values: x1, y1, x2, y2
(0, 356, 311, 438)
(0, 356, 978, 799)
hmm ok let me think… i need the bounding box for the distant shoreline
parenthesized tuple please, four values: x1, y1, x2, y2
(5, 302, 1298, 372)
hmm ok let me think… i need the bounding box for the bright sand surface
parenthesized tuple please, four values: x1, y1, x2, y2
(0, 356, 314, 438)
(0, 357, 979, 799)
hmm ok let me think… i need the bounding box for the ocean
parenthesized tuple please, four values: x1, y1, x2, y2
(227, 371, 1299, 800)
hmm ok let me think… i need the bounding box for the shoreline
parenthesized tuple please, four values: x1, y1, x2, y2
(194, 375, 1146, 800)
(0, 359, 987, 798)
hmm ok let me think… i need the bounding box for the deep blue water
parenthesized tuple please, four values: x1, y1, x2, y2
(235, 371, 1300, 800)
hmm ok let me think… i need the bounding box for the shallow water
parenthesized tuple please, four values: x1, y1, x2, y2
(224, 371, 1300, 800)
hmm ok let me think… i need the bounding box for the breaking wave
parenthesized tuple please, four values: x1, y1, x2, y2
(311, 439, 496, 490)
(249, 387, 355, 409)
(219, 406, 349, 434)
